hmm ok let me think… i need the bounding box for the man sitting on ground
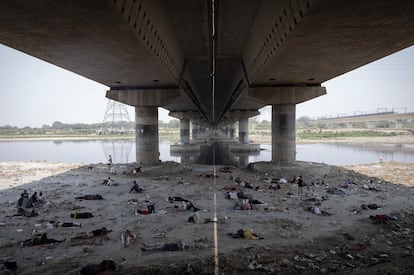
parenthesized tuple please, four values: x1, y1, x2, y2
(129, 181, 143, 193)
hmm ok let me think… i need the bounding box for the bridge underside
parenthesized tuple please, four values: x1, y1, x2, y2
(1, 0, 414, 164)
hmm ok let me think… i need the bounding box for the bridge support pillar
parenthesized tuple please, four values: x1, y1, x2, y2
(180, 119, 190, 144)
(247, 85, 326, 163)
(229, 123, 236, 138)
(135, 106, 159, 166)
(107, 88, 181, 166)
(272, 104, 296, 163)
(239, 118, 249, 144)
(192, 121, 199, 140)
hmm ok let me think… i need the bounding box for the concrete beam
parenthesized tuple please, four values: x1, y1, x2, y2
(247, 86, 326, 105)
(106, 89, 181, 107)
(218, 110, 261, 127)
(169, 111, 205, 121)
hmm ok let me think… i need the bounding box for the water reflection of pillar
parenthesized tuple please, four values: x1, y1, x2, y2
(180, 155, 191, 164)
(180, 119, 190, 144)
(272, 104, 296, 163)
(238, 155, 249, 166)
(135, 106, 159, 165)
(100, 140, 133, 164)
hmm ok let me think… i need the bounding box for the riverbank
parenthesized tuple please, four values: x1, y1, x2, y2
(1, 160, 414, 274)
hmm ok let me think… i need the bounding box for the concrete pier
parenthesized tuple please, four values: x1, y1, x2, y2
(192, 122, 199, 140)
(229, 123, 236, 138)
(180, 119, 190, 144)
(239, 118, 249, 144)
(135, 106, 159, 165)
(272, 104, 296, 163)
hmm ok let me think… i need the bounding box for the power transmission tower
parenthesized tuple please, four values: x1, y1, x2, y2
(102, 99, 131, 134)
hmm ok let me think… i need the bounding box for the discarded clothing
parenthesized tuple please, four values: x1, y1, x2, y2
(121, 229, 136, 247)
(71, 212, 94, 219)
(141, 241, 187, 252)
(21, 233, 65, 247)
(168, 196, 190, 203)
(228, 229, 263, 240)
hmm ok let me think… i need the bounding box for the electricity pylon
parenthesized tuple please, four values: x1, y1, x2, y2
(102, 99, 131, 133)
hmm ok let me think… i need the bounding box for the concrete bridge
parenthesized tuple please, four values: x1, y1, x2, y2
(1, 0, 414, 165)
(313, 112, 414, 129)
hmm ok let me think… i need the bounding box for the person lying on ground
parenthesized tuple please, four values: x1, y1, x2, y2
(75, 194, 104, 200)
(70, 227, 109, 241)
(269, 183, 281, 190)
(185, 201, 199, 212)
(80, 259, 116, 275)
(136, 203, 156, 215)
(232, 200, 252, 210)
(129, 180, 143, 193)
(249, 199, 264, 204)
(226, 191, 252, 200)
(141, 241, 188, 252)
(70, 212, 94, 219)
(21, 233, 65, 247)
(6, 207, 38, 218)
(235, 178, 254, 189)
(369, 214, 396, 224)
(219, 166, 236, 173)
(327, 187, 346, 195)
(305, 206, 332, 216)
(228, 229, 263, 240)
(361, 204, 382, 210)
(48, 220, 82, 227)
(187, 212, 212, 224)
(168, 196, 191, 203)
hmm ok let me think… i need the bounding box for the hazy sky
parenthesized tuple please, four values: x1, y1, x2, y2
(0, 44, 413, 127)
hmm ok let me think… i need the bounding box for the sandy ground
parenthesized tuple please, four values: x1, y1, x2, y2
(1, 160, 414, 274)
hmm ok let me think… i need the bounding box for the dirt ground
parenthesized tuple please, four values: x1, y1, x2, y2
(1, 160, 414, 274)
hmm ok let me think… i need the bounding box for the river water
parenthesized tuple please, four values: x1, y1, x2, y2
(1, 139, 413, 166)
